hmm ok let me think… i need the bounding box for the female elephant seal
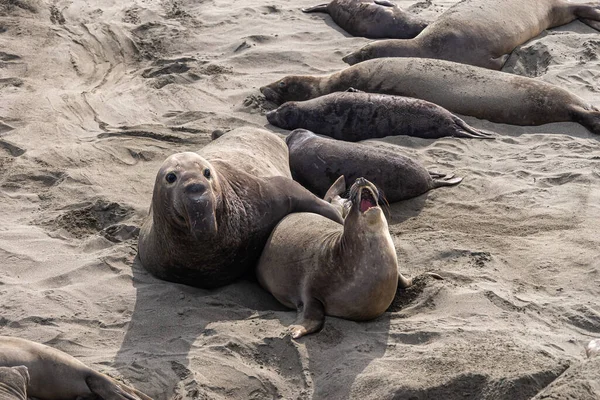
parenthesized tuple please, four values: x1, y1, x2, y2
(266, 91, 493, 140)
(256, 177, 413, 338)
(0, 336, 151, 400)
(260, 58, 600, 134)
(342, 0, 600, 68)
(286, 129, 462, 202)
(0, 366, 28, 400)
(302, 0, 427, 39)
(138, 127, 343, 289)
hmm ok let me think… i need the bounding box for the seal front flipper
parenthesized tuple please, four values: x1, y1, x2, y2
(574, 3, 600, 31)
(290, 297, 325, 339)
(323, 175, 346, 202)
(86, 372, 153, 400)
(580, 18, 600, 31)
(302, 3, 329, 13)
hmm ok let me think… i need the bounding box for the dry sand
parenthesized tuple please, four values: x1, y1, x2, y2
(1, 0, 599, 398)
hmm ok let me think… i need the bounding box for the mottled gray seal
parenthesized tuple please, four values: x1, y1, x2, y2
(138, 127, 343, 289)
(342, 0, 600, 68)
(0, 366, 28, 400)
(256, 177, 413, 338)
(302, 0, 427, 39)
(266, 91, 493, 140)
(260, 58, 600, 134)
(0, 336, 151, 400)
(286, 129, 461, 202)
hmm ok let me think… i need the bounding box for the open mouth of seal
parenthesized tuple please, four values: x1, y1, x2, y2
(359, 188, 378, 213)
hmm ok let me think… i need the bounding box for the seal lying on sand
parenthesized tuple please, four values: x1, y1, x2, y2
(342, 0, 600, 68)
(0, 336, 151, 400)
(260, 58, 600, 134)
(257, 177, 413, 338)
(0, 366, 28, 400)
(302, 0, 427, 39)
(138, 127, 343, 289)
(267, 91, 493, 140)
(286, 129, 461, 202)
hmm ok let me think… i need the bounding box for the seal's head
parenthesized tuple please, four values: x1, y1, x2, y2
(346, 177, 385, 230)
(266, 102, 301, 129)
(152, 152, 221, 238)
(260, 76, 321, 105)
(342, 44, 376, 65)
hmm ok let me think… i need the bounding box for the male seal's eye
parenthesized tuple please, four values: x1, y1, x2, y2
(203, 169, 211, 179)
(278, 81, 286, 88)
(166, 172, 177, 183)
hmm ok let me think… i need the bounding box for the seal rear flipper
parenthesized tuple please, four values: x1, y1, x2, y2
(374, 0, 397, 7)
(432, 176, 463, 189)
(289, 297, 325, 339)
(86, 373, 153, 400)
(302, 3, 329, 13)
(453, 117, 496, 139)
(570, 106, 600, 135)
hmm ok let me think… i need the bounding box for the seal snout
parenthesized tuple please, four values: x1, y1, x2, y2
(342, 52, 359, 65)
(350, 178, 380, 213)
(184, 182, 207, 195)
(265, 109, 278, 125)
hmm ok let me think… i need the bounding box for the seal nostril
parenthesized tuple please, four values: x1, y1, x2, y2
(185, 183, 207, 194)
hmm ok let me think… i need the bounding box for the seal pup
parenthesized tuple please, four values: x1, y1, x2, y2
(0, 336, 151, 400)
(342, 0, 600, 68)
(286, 129, 461, 202)
(302, 0, 427, 39)
(0, 366, 28, 400)
(138, 127, 343, 289)
(260, 58, 600, 134)
(266, 90, 494, 140)
(256, 177, 413, 338)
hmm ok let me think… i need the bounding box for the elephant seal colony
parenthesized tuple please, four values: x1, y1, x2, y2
(138, 127, 343, 289)
(342, 0, 600, 68)
(0, 366, 28, 400)
(266, 91, 494, 140)
(260, 57, 600, 134)
(302, 0, 427, 39)
(0, 337, 151, 400)
(256, 177, 413, 339)
(285, 129, 462, 202)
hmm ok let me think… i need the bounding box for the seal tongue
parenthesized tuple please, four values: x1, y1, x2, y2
(359, 189, 377, 212)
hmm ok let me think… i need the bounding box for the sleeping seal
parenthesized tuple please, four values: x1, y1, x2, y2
(342, 0, 600, 69)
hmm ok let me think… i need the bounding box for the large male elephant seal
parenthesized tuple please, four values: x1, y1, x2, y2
(138, 127, 343, 289)
(342, 0, 600, 68)
(302, 0, 427, 39)
(0, 336, 152, 400)
(260, 58, 600, 134)
(0, 366, 28, 400)
(286, 129, 462, 202)
(267, 91, 493, 140)
(256, 177, 413, 338)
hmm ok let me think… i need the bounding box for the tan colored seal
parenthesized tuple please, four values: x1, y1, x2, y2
(342, 0, 600, 68)
(256, 177, 413, 339)
(260, 58, 600, 134)
(302, 0, 427, 39)
(138, 127, 343, 288)
(0, 366, 28, 400)
(0, 336, 152, 400)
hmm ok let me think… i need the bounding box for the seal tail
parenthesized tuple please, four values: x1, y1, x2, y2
(430, 173, 463, 189)
(571, 106, 600, 135)
(86, 372, 153, 400)
(302, 3, 329, 13)
(453, 117, 496, 139)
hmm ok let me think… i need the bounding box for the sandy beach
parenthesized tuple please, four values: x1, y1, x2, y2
(0, 0, 599, 398)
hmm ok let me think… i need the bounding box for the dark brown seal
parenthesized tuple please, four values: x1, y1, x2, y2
(342, 0, 600, 68)
(260, 58, 600, 134)
(286, 129, 461, 203)
(266, 91, 494, 140)
(302, 0, 427, 39)
(0, 366, 28, 400)
(138, 127, 343, 289)
(256, 177, 413, 338)
(0, 336, 151, 400)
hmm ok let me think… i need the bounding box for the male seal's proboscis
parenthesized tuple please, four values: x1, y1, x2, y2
(302, 0, 427, 39)
(260, 58, 600, 135)
(267, 91, 494, 140)
(138, 127, 343, 289)
(256, 177, 413, 339)
(342, 0, 600, 69)
(0, 336, 152, 400)
(0, 366, 28, 400)
(285, 129, 462, 202)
